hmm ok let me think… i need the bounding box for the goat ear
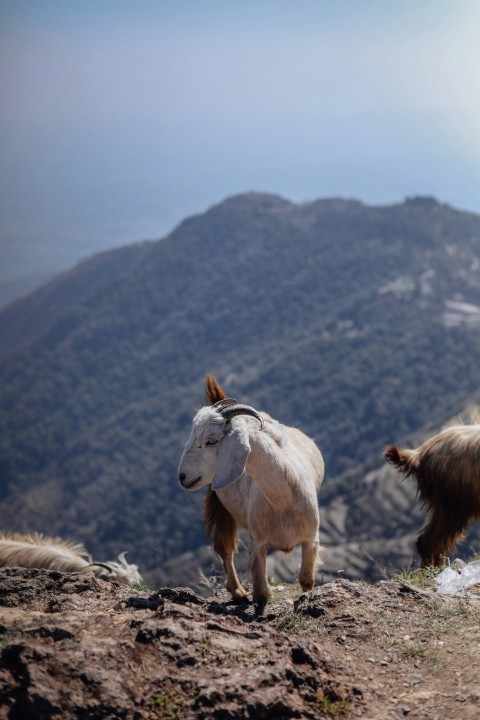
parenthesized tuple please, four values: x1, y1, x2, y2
(205, 374, 226, 404)
(211, 426, 250, 490)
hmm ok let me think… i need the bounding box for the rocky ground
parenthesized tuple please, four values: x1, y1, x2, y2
(1, 567, 480, 719)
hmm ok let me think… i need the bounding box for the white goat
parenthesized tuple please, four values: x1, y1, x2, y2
(0, 532, 142, 586)
(178, 377, 325, 615)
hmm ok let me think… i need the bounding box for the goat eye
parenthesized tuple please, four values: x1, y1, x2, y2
(205, 439, 218, 446)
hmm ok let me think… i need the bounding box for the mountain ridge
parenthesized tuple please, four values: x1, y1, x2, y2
(1, 192, 480, 582)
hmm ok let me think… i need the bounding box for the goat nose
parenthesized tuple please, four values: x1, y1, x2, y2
(179, 473, 186, 484)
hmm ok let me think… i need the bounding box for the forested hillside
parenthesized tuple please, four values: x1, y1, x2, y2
(1, 193, 480, 581)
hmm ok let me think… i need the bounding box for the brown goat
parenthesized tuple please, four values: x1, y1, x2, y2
(385, 423, 480, 567)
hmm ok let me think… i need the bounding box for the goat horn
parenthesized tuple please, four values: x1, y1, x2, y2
(215, 400, 263, 430)
(213, 398, 238, 411)
(86, 562, 114, 572)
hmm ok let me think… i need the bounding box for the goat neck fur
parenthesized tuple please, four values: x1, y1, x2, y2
(385, 423, 480, 567)
(180, 374, 325, 615)
(0, 532, 142, 585)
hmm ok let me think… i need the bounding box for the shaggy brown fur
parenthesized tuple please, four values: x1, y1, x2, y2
(385, 424, 480, 567)
(203, 374, 244, 595)
(203, 490, 239, 559)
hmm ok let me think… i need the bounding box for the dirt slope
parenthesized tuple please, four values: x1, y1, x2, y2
(1, 567, 479, 719)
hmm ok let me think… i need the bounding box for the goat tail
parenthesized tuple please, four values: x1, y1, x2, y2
(384, 444, 419, 478)
(203, 489, 238, 556)
(205, 374, 227, 405)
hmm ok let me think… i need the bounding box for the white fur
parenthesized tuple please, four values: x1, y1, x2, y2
(0, 533, 142, 586)
(178, 405, 324, 614)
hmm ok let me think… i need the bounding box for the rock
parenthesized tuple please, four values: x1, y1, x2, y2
(1, 567, 479, 719)
(125, 591, 164, 611)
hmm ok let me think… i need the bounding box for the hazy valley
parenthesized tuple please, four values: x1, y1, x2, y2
(1, 192, 480, 588)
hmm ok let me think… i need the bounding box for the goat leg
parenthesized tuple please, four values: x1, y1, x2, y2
(222, 551, 248, 600)
(299, 536, 319, 591)
(250, 540, 271, 616)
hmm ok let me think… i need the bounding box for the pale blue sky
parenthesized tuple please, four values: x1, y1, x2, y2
(1, 1, 480, 290)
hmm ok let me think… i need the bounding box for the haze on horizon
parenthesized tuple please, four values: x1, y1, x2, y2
(1, 0, 479, 302)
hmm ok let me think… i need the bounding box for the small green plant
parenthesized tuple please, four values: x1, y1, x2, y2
(151, 691, 184, 719)
(395, 640, 427, 658)
(394, 566, 442, 588)
(131, 580, 154, 592)
(277, 608, 312, 635)
(316, 693, 350, 716)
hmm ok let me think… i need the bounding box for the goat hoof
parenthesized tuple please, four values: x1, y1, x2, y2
(254, 600, 268, 617)
(230, 587, 248, 601)
(231, 594, 250, 605)
(300, 580, 314, 592)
